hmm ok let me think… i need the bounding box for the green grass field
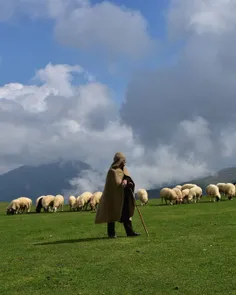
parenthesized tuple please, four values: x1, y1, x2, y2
(1, 198, 236, 295)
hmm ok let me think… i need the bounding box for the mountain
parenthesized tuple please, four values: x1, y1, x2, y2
(2, 160, 236, 202)
(147, 166, 236, 198)
(0, 160, 93, 202)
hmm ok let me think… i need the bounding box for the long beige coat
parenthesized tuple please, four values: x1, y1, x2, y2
(95, 166, 135, 224)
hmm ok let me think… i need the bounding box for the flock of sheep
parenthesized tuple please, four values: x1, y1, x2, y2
(161, 182, 236, 205)
(6, 188, 149, 215)
(5, 182, 234, 215)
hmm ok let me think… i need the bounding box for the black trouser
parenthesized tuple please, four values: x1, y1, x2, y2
(107, 220, 134, 236)
(107, 188, 134, 236)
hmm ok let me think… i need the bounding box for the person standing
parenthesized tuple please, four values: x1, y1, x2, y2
(95, 152, 141, 238)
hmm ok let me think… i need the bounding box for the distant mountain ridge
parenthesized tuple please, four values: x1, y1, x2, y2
(0, 160, 93, 202)
(1, 160, 236, 202)
(147, 166, 236, 198)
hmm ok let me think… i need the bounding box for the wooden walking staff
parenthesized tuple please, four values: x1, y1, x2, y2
(130, 188, 149, 237)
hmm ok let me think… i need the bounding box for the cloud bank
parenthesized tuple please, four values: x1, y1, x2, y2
(0, 62, 210, 191)
(0, 0, 155, 61)
(1, 0, 236, 193)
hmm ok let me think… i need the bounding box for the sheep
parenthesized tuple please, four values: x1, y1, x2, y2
(172, 187, 183, 204)
(52, 195, 64, 212)
(188, 186, 203, 203)
(160, 188, 178, 205)
(216, 183, 226, 196)
(181, 184, 196, 191)
(42, 195, 55, 212)
(175, 185, 182, 190)
(76, 192, 93, 211)
(6, 199, 21, 215)
(90, 192, 103, 210)
(206, 184, 221, 202)
(136, 189, 148, 206)
(17, 197, 32, 213)
(181, 189, 190, 203)
(35, 196, 45, 213)
(224, 183, 235, 200)
(68, 196, 77, 211)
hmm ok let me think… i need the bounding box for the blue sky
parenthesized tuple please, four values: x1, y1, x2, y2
(0, 0, 173, 103)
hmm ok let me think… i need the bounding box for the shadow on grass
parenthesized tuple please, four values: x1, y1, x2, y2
(34, 236, 127, 246)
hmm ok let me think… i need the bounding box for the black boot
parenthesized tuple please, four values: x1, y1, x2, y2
(123, 220, 141, 237)
(107, 222, 117, 238)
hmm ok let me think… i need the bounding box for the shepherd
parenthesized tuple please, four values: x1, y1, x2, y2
(95, 152, 141, 238)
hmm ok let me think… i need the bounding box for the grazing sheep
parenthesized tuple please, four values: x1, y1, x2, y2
(42, 195, 55, 212)
(17, 197, 32, 213)
(53, 195, 64, 212)
(206, 184, 221, 202)
(172, 187, 183, 204)
(181, 189, 190, 203)
(224, 183, 235, 200)
(181, 184, 196, 191)
(90, 192, 103, 210)
(69, 196, 77, 211)
(6, 199, 21, 215)
(175, 185, 182, 190)
(35, 196, 45, 213)
(188, 186, 203, 203)
(136, 189, 148, 206)
(160, 188, 178, 205)
(76, 192, 93, 211)
(216, 183, 226, 196)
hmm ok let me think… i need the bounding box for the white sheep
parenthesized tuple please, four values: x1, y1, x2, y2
(53, 195, 64, 212)
(206, 184, 221, 202)
(90, 192, 103, 210)
(160, 188, 178, 205)
(42, 195, 55, 212)
(216, 183, 226, 196)
(172, 187, 183, 204)
(6, 199, 21, 215)
(188, 186, 203, 203)
(17, 197, 32, 213)
(181, 183, 196, 191)
(69, 196, 77, 211)
(136, 189, 148, 206)
(175, 185, 182, 190)
(181, 189, 190, 203)
(76, 192, 93, 211)
(224, 183, 235, 200)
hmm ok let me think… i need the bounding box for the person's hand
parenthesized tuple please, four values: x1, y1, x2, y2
(121, 179, 127, 188)
(127, 182, 134, 188)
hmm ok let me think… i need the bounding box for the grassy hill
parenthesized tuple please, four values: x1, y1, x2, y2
(147, 166, 236, 198)
(1, 198, 236, 295)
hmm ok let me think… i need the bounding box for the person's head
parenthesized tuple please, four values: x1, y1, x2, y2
(111, 152, 126, 169)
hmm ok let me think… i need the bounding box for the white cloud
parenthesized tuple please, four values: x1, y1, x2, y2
(3, 0, 236, 193)
(168, 0, 236, 37)
(54, 1, 154, 59)
(0, 63, 211, 192)
(0, 0, 154, 60)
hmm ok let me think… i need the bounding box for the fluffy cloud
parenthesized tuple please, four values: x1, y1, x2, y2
(168, 0, 236, 36)
(120, 0, 236, 174)
(0, 62, 210, 190)
(0, 0, 154, 60)
(54, 1, 154, 59)
(2, 0, 236, 192)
